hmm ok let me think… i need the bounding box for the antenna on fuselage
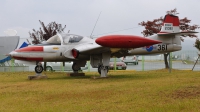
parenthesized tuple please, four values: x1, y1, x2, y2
(90, 11, 101, 39)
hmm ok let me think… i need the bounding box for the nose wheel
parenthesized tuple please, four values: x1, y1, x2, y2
(28, 62, 47, 80)
(35, 65, 43, 74)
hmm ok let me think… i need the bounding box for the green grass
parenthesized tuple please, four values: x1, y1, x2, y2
(0, 70, 200, 112)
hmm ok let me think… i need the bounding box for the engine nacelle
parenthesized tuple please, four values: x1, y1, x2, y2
(64, 49, 77, 59)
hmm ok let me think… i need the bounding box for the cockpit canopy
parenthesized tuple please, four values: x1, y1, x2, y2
(46, 34, 84, 45)
(46, 35, 61, 44)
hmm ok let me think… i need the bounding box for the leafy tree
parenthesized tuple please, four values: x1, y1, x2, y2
(194, 38, 200, 51)
(29, 20, 66, 44)
(138, 8, 199, 69)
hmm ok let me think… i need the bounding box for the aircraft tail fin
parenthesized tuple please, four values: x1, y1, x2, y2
(158, 14, 198, 36)
(158, 14, 180, 35)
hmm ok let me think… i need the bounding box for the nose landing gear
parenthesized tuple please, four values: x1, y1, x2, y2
(35, 65, 43, 74)
(28, 62, 47, 80)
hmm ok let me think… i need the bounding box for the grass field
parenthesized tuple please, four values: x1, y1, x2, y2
(0, 70, 200, 112)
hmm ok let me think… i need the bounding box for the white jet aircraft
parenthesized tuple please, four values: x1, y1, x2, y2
(9, 14, 198, 77)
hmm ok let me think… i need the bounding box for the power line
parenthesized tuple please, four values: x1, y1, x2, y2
(93, 26, 142, 36)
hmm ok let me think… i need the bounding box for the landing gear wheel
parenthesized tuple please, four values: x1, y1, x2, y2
(46, 66, 53, 71)
(98, 65, 109, 74)
(35, 65, 43, 74)
(72, 63, 81, 73)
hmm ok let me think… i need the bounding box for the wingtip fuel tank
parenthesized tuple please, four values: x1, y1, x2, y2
(95, 35, 162, 48)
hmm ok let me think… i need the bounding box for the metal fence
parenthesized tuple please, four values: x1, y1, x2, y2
(130, 50, 200, 71)
(0, 50, 200, 72)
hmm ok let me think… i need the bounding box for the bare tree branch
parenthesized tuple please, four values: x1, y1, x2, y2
(29, 20, 66, 44)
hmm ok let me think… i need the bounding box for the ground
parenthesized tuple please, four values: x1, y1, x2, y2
(0, 70, 200, 111)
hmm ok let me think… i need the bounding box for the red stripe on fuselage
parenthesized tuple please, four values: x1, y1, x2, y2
(13, 56, 43, 61)
(15, 46, 43, 52)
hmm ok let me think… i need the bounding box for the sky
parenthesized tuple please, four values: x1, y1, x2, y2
(0, 0, 200, 41)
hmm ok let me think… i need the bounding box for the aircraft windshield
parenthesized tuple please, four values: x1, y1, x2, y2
(61, 34, 83, 44)
(46, 35, 61, 44)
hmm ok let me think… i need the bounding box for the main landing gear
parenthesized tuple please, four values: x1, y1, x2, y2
(72, 62, 81, 73)
(98, 65, 109, 75)
(90, 52, 111, 78)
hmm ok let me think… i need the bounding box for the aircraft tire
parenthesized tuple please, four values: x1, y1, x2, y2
(35, 65, 43, 74)
(98, 65, 109, 74)
(72, 63, 81, 72)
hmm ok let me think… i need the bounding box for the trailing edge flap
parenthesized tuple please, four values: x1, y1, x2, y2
(158, 31, 198, 36)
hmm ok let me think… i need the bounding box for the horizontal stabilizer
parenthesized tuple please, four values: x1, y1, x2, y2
(158, 31, 198, 36)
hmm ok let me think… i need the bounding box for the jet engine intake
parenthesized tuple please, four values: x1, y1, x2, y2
(72, 49, 79, 59)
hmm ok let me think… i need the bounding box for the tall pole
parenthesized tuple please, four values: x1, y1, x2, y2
(192, 55, 200, 71)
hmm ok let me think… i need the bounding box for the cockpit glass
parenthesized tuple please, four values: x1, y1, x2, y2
(62, 34, 83, 44)
(46, 35, 61, 44)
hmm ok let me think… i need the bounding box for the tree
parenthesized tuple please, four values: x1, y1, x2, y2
(29, 20, 66, 44)
(194, 38, 200, 51)
(139, 8, 199, 69)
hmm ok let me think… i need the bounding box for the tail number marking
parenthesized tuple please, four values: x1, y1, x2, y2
(158, 44, 167, 51)
(164, 23, 173, 31)
(165, 27, 173, 30)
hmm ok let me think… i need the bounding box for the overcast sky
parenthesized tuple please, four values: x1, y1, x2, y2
(0, 0, 200, 40)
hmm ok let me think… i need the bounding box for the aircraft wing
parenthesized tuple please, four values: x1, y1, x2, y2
(64, 43, 109, 59)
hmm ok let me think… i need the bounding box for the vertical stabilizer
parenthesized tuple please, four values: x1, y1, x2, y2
(159, 14, 180, 34)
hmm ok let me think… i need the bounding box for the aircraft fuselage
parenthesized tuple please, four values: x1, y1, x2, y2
(128, 43, 181, 55)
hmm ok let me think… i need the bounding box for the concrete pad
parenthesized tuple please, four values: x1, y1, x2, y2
(28, 75, 48, 80)
(91, 76, 109, 79)
(66, 72, 85, 77)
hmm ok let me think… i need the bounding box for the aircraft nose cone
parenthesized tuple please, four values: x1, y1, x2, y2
(5, 53, 11, 56)
(8, 51, 15, 57)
